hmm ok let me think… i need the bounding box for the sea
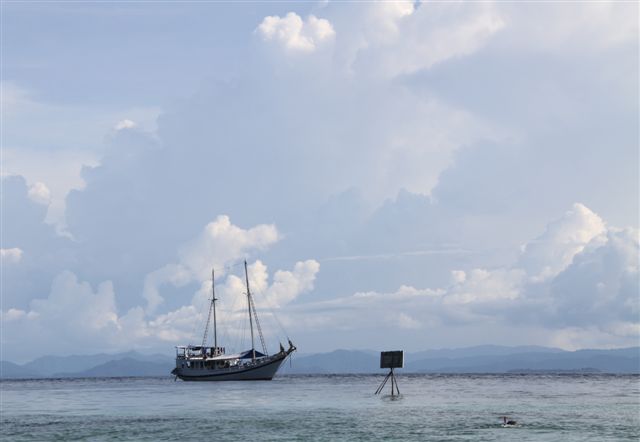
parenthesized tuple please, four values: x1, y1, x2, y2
(1, 374, 638, 441)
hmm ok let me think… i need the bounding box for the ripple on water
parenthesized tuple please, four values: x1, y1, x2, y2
(1, 374, 638, 441)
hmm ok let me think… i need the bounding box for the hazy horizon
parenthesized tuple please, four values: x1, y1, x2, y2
(4, 342, 640, 367)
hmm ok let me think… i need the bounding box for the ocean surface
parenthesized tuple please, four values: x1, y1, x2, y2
(1, 374, 638, 441)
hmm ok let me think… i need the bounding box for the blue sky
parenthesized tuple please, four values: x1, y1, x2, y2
(1, 1, 638, 362)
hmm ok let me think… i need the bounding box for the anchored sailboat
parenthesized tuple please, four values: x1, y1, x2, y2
(171, 260, 296, 381)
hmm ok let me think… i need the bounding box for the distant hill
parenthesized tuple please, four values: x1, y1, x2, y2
(0, 360, 40, 379)
(2, 346, 638, 378)
(1, 351, 174, 379)
(21, 350, 171, 377)
(406, 345, 565, 361)
(282, 349, 379, 374)
(407, 350, 640, 373)
(283, 346, 639, 375)
(67, 358, 173, 378)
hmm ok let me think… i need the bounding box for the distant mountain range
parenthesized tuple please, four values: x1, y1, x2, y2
(1, 346, 638, 379)
(280, 346, 640, 375)
(0, 351, 175, 379)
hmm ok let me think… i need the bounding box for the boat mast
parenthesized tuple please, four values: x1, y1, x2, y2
(212, 268, 218, 350)
(244, 260, 256, 361)
(201, 267, 218, 350)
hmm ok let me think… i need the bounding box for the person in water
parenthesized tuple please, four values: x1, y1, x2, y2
(503, 416, 517, 426)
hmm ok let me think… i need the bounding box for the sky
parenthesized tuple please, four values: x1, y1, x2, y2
(1, 1, 638, 363)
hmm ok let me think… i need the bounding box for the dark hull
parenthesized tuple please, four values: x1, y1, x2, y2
(172, 352, 289, 381)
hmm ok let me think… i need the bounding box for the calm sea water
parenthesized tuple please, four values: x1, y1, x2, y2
(1, 374, 638, 441)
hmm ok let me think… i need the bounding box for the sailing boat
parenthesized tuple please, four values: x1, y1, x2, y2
(171, 260, 296, 381)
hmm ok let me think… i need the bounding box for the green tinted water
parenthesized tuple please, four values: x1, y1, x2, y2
(1, 374, 638, 441)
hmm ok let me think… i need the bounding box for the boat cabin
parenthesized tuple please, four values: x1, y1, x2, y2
(176, 345, 225, 359)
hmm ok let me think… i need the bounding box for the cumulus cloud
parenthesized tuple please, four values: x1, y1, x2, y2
(114, 119, 137, 130)
(172, 258, 319, 345)
(518, 203, 607, 282)
(1, 248, 24, 264)
(1, 272, 120, 358)
(60, 26, 498, 317)
(179, 215, 279, 282)
(31, 271, 119, 334)
(1, 270, 182, 360)
(256, 12, 335, 52)
(289, 204, 639, 349)
(2, 176, 50, 248)
(0, 308, 30, 321)
(211, 259, 320, 310)
(10, 199, 634, 358)
(445, 268, 525, 305)
(540, 227, 639, 330)
(142, 215, 279, 313)
(1, 255, 319, 361)
(0, 175, 73, 309)
(251, 259, 320, 308)
(205, 259, 321, 339)
(327, 1, 505, 77)
(397, 3, 504, 72)
(27, 181, 52, 205)
(3, 149, 98, 231)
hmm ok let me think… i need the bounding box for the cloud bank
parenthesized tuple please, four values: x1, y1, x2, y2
(2, 216, 318, 362)
(2, 2, 637, 359)
(287, 204, 639, 351)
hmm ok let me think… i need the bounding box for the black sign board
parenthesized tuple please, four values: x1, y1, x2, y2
(380, 350, 404, 369)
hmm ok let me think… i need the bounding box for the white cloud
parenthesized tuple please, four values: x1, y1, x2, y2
(115, 305, 202, 345)
(2, 271, 122, 356)
(540, 227, 639, 328)
(389, 2, 504, 73)
(361, 0, 415, 44)
(519, 203, 607, 282)
(3, 149, 98, 231)
(175, 259, 320, 347)
(335, 1, 636, 79)
(1, 271, 152, 358)
(287, 204, 638, 349)
(179, 215, 279, 281)
(1, 308, 27, 321)
(1, 248, 23, 264)
(445, 268, 525, 305)
(390, 312, 422, 330)
(27, 181, 52, 205)
(31, 271, 119, 332)
(260, 259, 320, 308)
(256, 12, 335, 52)
(1, 81, 159, 231)
(328, 1, 505, 77)
(142, 215, 279, 313)
(212, 259, 320, 313)
(192, 259, 321, 342)
(114, 119, 137, 130)
(1, 257, 319, 360)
